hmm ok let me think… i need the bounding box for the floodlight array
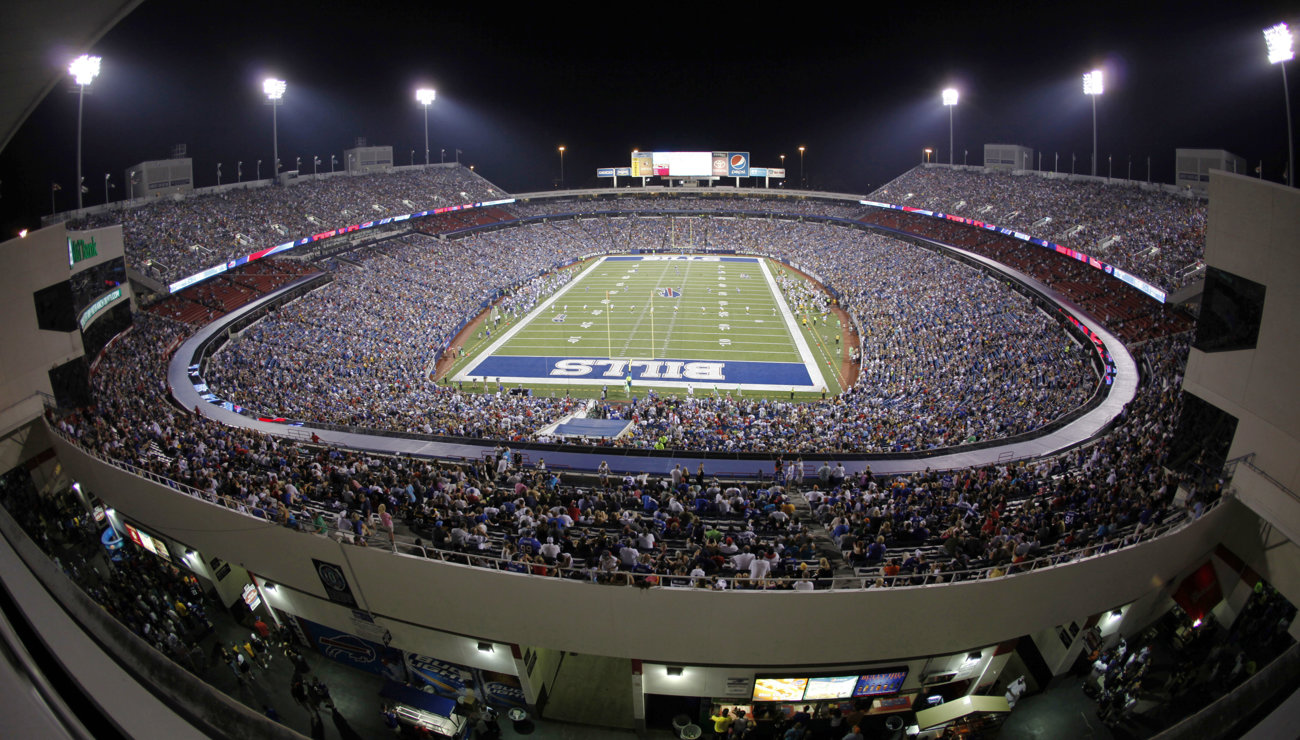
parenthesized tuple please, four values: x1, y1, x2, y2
(1265, 23, 1294, 64)
(69, 54, 101, 86)
(263, 77, 287, 101)
(1083, 70, 1104, 96)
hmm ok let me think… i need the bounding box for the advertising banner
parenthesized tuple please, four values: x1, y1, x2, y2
(404, 652, 527, 709)
(712, 152, 729, 177)
(728, 152, 750, 177)
(312, 558, 358, 608)
(631, 152, 654, 177)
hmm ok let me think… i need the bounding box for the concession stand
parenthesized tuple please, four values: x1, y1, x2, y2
(735, 669, 917, 735)
(380, 680, 470, 738)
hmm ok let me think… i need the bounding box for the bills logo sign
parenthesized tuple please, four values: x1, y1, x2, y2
(318, 633, 377, 664)
(550, 359, 725, 380)
(657, 287, 680, 298)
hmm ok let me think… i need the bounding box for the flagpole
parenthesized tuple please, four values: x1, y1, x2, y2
(606, 290, 612, 360)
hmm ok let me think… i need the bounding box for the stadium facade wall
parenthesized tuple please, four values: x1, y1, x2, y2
(1184, 172, 1300, 616)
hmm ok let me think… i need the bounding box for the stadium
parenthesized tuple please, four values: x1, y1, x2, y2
(1, 5, 1299, 740)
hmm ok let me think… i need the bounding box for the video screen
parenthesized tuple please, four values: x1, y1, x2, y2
(853, 670, 908, 697)
(752, 677, 808, 702)
(69, 257, 126, 314)
(802, 675, 858, 701)
(651, 151, 713, 178)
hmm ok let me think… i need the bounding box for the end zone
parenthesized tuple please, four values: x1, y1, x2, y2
(462, 355, 816, 392)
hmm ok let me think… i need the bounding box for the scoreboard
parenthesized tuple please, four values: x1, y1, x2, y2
(630, 151, 750, 178)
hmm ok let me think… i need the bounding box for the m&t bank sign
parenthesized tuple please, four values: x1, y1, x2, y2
(68, 236, 98, 266)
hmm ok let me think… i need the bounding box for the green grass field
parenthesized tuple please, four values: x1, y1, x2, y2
(445, 255, 848, 400)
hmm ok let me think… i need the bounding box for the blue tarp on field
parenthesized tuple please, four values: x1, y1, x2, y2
(551, 418, 634, 438)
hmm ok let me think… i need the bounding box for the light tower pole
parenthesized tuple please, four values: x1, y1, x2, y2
(1265, 23, 1295, 187)
(1083, 70, 1104, 177)
(416, 88, 436, 166)
(798, 146, 806, 187)
(942, 88, 959, 166)
(263, 78, 286, 181)
(69, 54, 101, 211)
(558, 146, 566, 187)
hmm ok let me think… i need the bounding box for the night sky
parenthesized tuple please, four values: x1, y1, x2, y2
(0, 1, 1296, 234)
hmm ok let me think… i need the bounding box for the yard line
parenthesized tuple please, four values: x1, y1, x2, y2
(615, 260, 673, 358)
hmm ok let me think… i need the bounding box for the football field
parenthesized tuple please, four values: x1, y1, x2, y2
(450, 255, 831, 394)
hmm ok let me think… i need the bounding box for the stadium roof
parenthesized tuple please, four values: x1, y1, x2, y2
(0, 0, 142, 153)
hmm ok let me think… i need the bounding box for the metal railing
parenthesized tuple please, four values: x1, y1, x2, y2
(1227, 452, 1300, 505)
(49, 417, 1224, 593)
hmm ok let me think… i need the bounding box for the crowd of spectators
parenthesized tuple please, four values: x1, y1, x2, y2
(68, 165, 502, 285)
(812, 332, 1205, 586)
(41, 178, 1222, 589)
(204, 217, 1096, 453)
(0, 474, 217, 671)
(52, 307, 1211, 590)
(859, 208, 1195, 344)
(204, 232, 593, 434)
(872, 167, 1207, 293)
(510, 194, 868, 220)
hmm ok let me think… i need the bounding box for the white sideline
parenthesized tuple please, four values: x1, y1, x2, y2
(759, 256, 828, 392)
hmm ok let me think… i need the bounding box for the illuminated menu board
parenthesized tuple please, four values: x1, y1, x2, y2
(853, 669, 908, 697)
(122, 522, 171, 561)
(752, 678, 808, 702)
(803, 675, 858, 700)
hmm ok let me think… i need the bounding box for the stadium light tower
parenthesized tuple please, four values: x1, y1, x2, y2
(1265, 23, 1295, 187)
(416, 88, 436, 166)
(942, 88, 959, 166)
(69, 54, 101, 211)
(263, 78, 286, 180)
(1083, 69, 1103, 177)
(558, 146, 566, 187)
(798, 146, 806, 187)
(923, 148, 933, 164)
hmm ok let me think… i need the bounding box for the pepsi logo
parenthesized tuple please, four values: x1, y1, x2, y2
(730, 154, 746, 167)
